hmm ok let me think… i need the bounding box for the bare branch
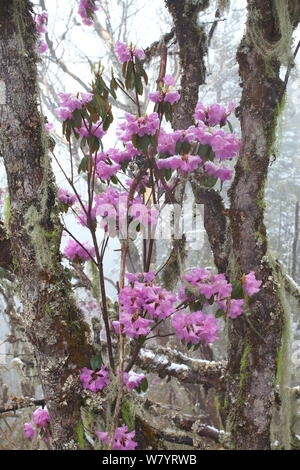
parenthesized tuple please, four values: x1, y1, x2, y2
(136, 346, 226, 389)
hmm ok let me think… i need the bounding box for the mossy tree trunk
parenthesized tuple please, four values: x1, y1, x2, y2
(0, 0, 93, 449)
(225, 0, 300, 450)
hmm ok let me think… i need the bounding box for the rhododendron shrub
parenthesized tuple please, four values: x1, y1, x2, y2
(28, 30, 263, 450)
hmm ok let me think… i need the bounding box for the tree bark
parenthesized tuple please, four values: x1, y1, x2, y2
(0, 0, 93, 449)
(225, 0, 299, 449)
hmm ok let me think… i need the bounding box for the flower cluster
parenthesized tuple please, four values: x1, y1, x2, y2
(55, 92, 93, 121)
(117, 112, 160, 142)
(78, 0, 99, 26)
(80, 366, 110, 392)
(96, 426, 137, 450)
(172, 311, 220, 345)
(194, 102, 235, 127)
(95, 153, 120, 181)
(149, 75, 180, 105)
(35, 11, 48, 54)
(24, 407, 50, 440)
(243, 271, 262, 296)
(87, 188, 158, 235)
(115, 41, 145, 64)
(123, 371, 145, 391)
(64, 238, 95, 262)
(112, 273, 176, 338)
(182, 268, 241, 319)
(157, 154, 202, 174)
(58, 188, 77, 206)
(156, 121, 240, 182)
(75, 121, 106, 139)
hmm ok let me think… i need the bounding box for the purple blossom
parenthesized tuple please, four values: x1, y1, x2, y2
(33, 407, 50, 428)
(163, 75, 176, 86)
(78, 0, 99, 26)
(157, 154, 201, 174)
(228, 299, 244, 319)
(38, 40, 48, 54)
(55, 92, 93, 121)
(243, 271, 262, 296)
(80, 366, 110, 392)
(112, 314, 153, 339)
(75, 121, 106, 139)
(123, 371, 145, 390)
(115, 41, 145, 63)
(58, 188, 77, 206)
(204, 161, 233, 182)
(96, 426, 137, 450)
(64, 238, 95, 262)
(35, 12, 48, 34)
(45, 122, 54, 133)
(126, 272, 155, 285)
(96, 160, 120, 181)
(117, 113, 160, 142)
(172, 311, 220, 345)
(24, 422, 36, 440)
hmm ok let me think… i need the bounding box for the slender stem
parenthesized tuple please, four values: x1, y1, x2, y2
(90, 228, 115, 371)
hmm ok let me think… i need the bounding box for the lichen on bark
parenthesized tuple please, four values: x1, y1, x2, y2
(0, 0, 93, 449)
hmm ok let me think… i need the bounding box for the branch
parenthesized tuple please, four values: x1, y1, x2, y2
(136, 346, 226, 389)
(143, 29, 175, 64)
(0, 397, 46, 414)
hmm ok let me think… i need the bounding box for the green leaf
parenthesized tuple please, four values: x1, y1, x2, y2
(231, 280, 245, 300)
(134, 75, 143, 96)
(121, 400, 135, 431)
(78, 155, 89, 173)
(181, 141, 191, 155)
(227, 119, 233, 133)
(175, 141, 182, 154)
(215, 309, 225, 318)
(125, 61, 134, 90)
(140, 377, 148, 393)
(72, 109, 83, 129)
(90, 354, 103, 371)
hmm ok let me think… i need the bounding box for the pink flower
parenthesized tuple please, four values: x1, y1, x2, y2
(55, 107, 72, 121)
(96, 426, 137, 450)
(117, 113, 160, 142)
(172, 311, 220, 345)
(194, 102, 235, 127)
(35, 12, 48, 34)
(207, 104, 227, 127)
(75, 121, 106, 139)
(58, 188, 77, 206)
(24, 422, 36, 440)
(113, 314, 153, 339)
(38, 39, 48, 54)
(126, 272, 155, 285)
(78, 0, 99, 26)
(157, 154, 201, 174)
(33, 407, 50, 428)
(115, 41, 145, 63)
(163, 75, 176, 86)
(96, 160, 120, 181)
(204, 161, 233, 182)
(45, 122, 54, 133)
(243, 271, 262, 296)
(228, 299, 244, 319)
(123, 371, 145, 390)
(80, 366, 110, 392)
(64, 238, 95, 262)
(164, 90, 180, 105)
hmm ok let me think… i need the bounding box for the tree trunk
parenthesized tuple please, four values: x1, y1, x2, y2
(0, 0, 93, 449)
(225, 0, 299, 450)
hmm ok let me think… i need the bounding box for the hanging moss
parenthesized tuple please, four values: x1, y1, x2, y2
(247, 0, 293, 66)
